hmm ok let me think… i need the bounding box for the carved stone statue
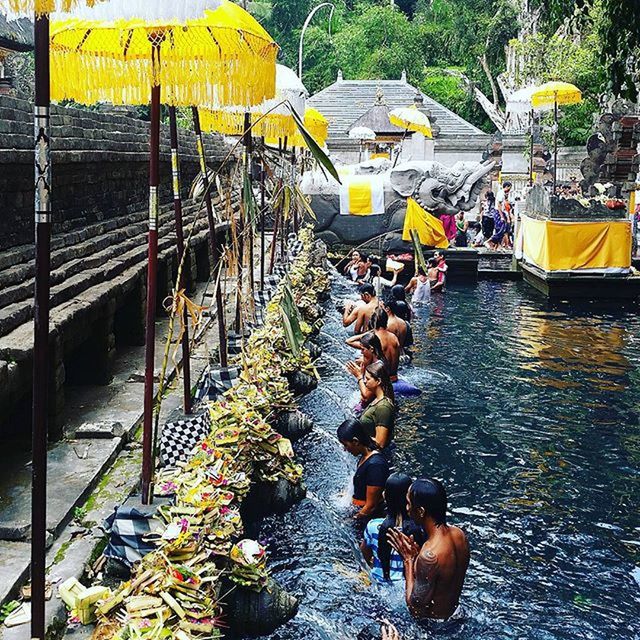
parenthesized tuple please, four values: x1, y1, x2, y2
(300, 158, 494, 249)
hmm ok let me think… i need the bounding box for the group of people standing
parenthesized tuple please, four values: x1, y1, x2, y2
(344, 251, 449, 298)
(335, 257, 470, 633)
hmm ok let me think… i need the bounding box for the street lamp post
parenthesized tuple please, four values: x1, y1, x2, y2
(298, 3, 335, 83)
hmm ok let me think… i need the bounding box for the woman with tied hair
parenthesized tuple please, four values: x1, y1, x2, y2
(357, 361, 396, 456)
(346, 331, 387, 410)
(337, 418, 389, 521)
(361, 473, 427, 584)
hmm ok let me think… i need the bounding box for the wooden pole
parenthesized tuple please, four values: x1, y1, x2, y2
(31, 12, 50, 640)
(141, 62, 161, 505)
(553, 97, 558, 195)
(245, 113, 255, 298)
(191, 107, 227, 368)
(529, 109, 535, 187)
(168, 107, 192, 414)
(260, 140, 266, 291)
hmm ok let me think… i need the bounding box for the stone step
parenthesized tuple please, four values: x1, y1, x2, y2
(0, 201, 210, 301)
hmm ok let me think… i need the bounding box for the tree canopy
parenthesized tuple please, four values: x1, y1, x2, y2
(246, 0, 634, 144)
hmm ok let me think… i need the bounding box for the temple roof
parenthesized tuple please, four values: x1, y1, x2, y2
(349, 89, 406, 136)
(0, 13, 33, 53)
(309, 74, 489, 144)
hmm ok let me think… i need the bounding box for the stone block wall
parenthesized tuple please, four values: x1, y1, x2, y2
(0, 95, 227, 250)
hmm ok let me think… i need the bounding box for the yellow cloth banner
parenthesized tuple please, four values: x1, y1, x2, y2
(520, 215, 632, 272)
(339, 176, 385, 216)
(349, 179, 373, 216)
(402, 198, 449, 248)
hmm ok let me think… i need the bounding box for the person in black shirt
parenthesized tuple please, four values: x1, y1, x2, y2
(337, 418, 390, 521)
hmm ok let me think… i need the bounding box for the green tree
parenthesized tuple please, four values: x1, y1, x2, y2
(333, 5, 424, 84)
(532, 0, 640, 99)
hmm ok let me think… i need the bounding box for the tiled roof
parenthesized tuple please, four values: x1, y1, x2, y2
(308, 77, 490, 143)
(0, 14, 33, 52)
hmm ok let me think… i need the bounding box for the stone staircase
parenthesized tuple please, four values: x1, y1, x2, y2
(0, 190, 239, 438)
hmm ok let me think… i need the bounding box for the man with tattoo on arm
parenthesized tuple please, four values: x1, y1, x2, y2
(387, 478, 469, 624)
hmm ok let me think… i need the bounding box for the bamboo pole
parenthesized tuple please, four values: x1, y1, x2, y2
(31, 12, 50, 640)
(141, 50, 161, 504)
(168, 107, 192, 414)
(191, 107, 227, 368)
(260, 141, 266, 291)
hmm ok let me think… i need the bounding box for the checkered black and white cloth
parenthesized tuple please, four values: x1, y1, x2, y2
(227, 332, 244, 355)
(287, 235, 304, 263)
(262, 275, 281, 292)
(194, 366, 240, 403)
(103, 506, 159, 568)
(159, 412, 211, 468)
(273, 263, 288, 279)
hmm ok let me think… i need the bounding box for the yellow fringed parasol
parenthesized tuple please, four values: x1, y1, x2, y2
(50, 0, 278, 108)
(283, 107, 328, 149)
(530, 81, 582, 110)
(389, 105, 433, 138)
(200, 64, 307, 139)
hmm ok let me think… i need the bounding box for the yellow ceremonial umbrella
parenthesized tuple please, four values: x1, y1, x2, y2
(530, 81, 582, 110)
(531, 81, 582, 192)
(50, 0, 278, 507)
(287, 107, 329, 148)
(389, 105, 433, 138)
(200, 64, 307, 139)
(389, 105, 432, 167)
(50, 0, 277, 107)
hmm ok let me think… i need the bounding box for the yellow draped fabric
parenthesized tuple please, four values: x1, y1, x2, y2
(289, 107, 329, 148)
(349, 180, 374, 216)
(402, 198, 448, 248)
(199, 110, 297, 140)
(520, 215, 631, 272)
(50, 0, 278, 107)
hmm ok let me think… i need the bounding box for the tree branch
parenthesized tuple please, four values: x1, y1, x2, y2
(444, 69, 507, 132)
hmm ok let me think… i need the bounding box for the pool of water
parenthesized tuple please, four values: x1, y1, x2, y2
(262, 275, 640, 640)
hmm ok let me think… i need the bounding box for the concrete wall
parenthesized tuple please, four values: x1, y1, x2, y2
(0, 95, 227, 250)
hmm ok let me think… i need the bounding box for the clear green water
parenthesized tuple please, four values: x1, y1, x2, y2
(263, 278, 640, 640)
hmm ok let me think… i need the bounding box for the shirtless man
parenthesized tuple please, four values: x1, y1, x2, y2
(369, 308, 400, 381)
(382, 299, 407, 348)
(388, 478, 469, 623)
(343, 283, 378, 334)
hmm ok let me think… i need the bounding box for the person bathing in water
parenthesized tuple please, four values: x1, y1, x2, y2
(345, 332, 387, 410)
(343, 283, 379, 334)
(384, 298, 414, 364)
(337, 418, 390, 522)
(345, 361, 396, 456)
(361, 473, 427, 585)
(430, 252, 448, 293)
(388, 478, 469, 624)
(344, 250, 369, 282)
(346, 307, 400, 381)
(405, 267, 431, 305)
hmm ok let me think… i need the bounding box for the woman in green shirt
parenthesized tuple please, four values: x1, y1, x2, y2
(348, 361, 396, 454)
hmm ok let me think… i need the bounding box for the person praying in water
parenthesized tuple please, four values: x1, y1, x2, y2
(361, 473, 427, 584)
(388, 478, 469, 625)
